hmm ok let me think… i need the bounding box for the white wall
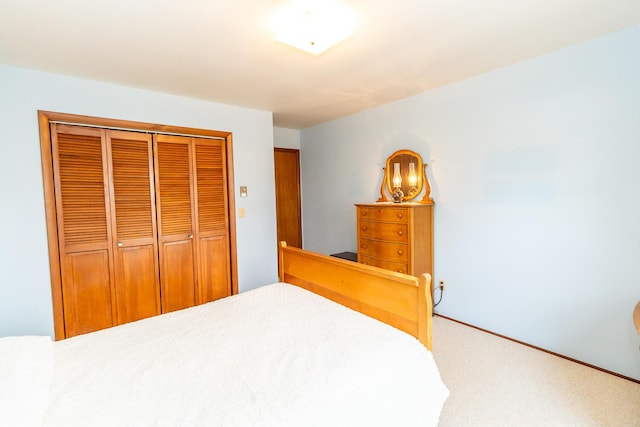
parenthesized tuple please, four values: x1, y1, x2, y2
(0, 65, 279, 338)
(273, 127, 301, 149)
(300, 26, 640, 380)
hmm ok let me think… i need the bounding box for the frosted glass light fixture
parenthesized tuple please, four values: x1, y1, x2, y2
(271, 0, 355, 56)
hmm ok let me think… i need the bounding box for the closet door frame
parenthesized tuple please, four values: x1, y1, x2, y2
(38, 110, 238, 340)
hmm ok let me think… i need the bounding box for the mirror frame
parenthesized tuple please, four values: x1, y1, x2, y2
(378, 149, 432, 204)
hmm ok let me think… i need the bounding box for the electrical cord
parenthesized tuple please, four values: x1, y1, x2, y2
(432, 285, 444, 315)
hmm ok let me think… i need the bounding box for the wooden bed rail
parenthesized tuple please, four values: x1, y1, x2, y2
(278, 242, 433, 350)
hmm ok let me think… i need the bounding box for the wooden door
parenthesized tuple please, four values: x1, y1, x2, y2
(193, 139, 231, 304)
(41, 111, 238, 339)
(274, 148, 302, 248)
(154, 135, 197, 313)
(51, 124, 115, 337)
(106, 130, 161, 324)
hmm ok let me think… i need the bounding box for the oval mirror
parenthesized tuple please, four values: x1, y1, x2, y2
(378, 149, 432, 203)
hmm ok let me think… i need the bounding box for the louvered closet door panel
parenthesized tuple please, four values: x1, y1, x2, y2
(198, 235, 230, 303)
(154, 134, 196, 313)
(62, 252, 113, 337)
(193, 140, 231, 304)
(107, 130, 161, 325)
(194, 141, 227, 234)
(51, 124, 115, 337)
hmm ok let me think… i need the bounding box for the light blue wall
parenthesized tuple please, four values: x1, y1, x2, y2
(0, 65, 279, 338)
(273, 127, 301, 149)
(300, 26, 640, 380)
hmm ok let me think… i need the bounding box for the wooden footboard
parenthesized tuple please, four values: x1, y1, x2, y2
(278, 242, 433, 350)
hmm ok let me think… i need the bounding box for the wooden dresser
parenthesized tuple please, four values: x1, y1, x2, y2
(355, 203, 433, 280)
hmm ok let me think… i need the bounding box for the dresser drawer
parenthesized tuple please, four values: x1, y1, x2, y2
(358, 206, 408, 223)
(358, 239, 408, 262)
(359, 221, 408, 243)
(359, 256, 408, 274)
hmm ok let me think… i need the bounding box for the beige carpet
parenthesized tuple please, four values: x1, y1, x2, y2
(431, 316, 640, 426)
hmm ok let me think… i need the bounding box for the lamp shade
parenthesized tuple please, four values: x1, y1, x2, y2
(392, 163, 402, 188)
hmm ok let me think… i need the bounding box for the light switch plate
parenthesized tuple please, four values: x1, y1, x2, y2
(240, 186, 248, 197)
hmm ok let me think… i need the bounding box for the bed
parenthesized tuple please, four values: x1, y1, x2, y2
(1, 243, 448, 426)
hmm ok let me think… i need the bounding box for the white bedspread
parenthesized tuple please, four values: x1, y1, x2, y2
(0, 335, 53, 427)
(42, 283, 448, 426)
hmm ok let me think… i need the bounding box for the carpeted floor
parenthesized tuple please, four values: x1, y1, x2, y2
(431, 316, 640, 426)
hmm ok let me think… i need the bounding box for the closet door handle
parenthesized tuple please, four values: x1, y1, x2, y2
(188, 234, 194, 239)
(117, 242, 123, 248)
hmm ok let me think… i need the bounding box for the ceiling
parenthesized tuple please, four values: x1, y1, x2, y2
(1, 0, 639, 130)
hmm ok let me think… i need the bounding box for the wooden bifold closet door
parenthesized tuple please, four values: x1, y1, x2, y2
(46, 119, 233, 339)
(108, 130, 161, 325)
(51, 125, 115, 337)
(154, 134, 230, 313)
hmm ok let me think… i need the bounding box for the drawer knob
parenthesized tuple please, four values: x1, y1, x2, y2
(362, 226, 368, 231)
(397, 213, 403, 219)
(362, 211, 368, 216)
(397, 230, 403, 236)
(397, 250, 403, 256)
(397, 269, 403, 273)
(362, 244, 368, 249)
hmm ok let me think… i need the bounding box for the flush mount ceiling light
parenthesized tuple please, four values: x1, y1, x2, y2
(271, 0, 355, 56)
